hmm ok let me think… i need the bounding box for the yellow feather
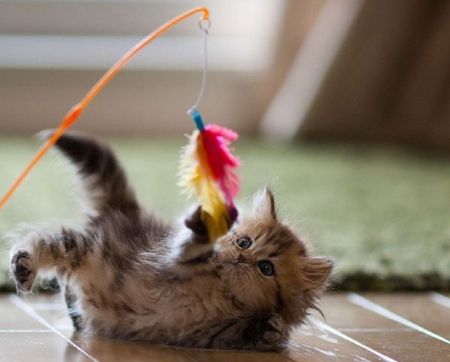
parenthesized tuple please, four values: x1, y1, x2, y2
(178, 130, 231, 239)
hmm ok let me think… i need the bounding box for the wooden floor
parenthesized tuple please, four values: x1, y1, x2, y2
(1, 292, 450, 361)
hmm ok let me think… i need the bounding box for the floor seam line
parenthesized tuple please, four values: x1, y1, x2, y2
(349, 293, 450, 345)
(430, 292, 450, 309)
(0, 329, 54, 333)
(311, 317, 398, 362)
(9, 295, 101, 362)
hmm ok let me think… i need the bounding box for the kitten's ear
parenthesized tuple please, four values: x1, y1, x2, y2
(252, 188, 277, 220)
(303, 257, 333, 289)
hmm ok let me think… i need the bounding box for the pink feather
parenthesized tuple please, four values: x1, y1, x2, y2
(201, 124, 240, 207)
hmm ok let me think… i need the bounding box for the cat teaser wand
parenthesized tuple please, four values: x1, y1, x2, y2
(0, 7, 240, 239)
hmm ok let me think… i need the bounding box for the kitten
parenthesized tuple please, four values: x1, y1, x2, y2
(10, 132, 333, 351)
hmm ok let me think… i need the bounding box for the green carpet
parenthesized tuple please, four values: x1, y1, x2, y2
(2, 136, 450, 291)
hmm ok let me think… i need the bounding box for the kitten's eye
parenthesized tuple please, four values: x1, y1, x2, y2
(236, 236, 252, 250)
(258, 261, 275, 276)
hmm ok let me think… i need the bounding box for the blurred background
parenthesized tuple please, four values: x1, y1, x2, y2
(2, 0, 450, 291)
(0, 0, 286, 136)
(2, 0, 450, 148)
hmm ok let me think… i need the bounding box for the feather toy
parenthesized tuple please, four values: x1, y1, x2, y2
(179, 110, 240, 239)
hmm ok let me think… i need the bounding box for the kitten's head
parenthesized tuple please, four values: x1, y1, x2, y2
(216, 189, 333, 325)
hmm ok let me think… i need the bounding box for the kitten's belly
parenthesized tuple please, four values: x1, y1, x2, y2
(81, 274, 233, 342)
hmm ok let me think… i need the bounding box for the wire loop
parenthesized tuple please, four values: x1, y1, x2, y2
(199, 18, 211, 34)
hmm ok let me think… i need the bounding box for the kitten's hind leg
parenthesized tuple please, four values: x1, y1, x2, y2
(254, 313, 289, 351)
(195, 313, 288, 351)
(64, 285, 83, 331)
(10, 229, 93, 293)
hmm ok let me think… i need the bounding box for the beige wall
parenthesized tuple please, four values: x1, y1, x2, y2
(0, 69, 260, 137)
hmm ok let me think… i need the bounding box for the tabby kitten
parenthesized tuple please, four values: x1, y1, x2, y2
(10, 132, 332, 351)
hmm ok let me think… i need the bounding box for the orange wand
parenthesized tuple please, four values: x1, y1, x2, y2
(0, 7, 210, 210)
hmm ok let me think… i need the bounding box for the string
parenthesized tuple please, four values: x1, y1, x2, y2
(189, 18, 210, 113)
(187, 18, 210, 133)
(0, 7, 210, 211)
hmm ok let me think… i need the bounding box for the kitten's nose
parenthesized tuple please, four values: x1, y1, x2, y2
(237, 254, 247, 263)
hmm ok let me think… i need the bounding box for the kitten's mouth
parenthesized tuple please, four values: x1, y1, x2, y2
(214, 250, 248, 265)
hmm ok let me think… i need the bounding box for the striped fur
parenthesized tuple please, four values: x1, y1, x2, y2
(10, 132, 332, 351)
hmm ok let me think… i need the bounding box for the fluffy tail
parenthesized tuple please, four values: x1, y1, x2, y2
(44, 130, 139, 216)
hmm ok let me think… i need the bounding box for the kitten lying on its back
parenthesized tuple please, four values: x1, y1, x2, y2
(10, 132, 333, 351)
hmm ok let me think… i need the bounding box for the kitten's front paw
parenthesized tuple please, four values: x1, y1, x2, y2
(256, 314, 287, 351)
(11, 250, 36, 292)
(184, 206, 208, 236)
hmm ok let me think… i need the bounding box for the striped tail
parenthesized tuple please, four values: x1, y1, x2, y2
(44, 130, 139, 217)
